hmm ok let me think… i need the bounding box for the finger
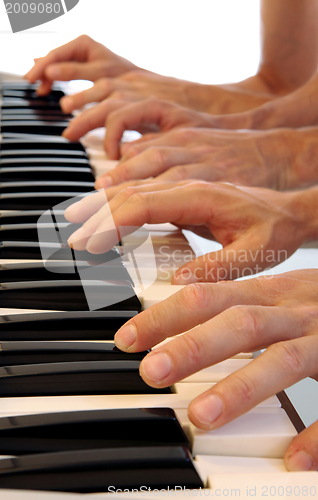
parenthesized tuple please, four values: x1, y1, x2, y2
(95, 147, 199, 188)
(61, 79, 130, 113)
(62, 99, 125, 141)
(85, 183, 212, 253)
(67, 181, 183, 249)
(285, 420, 318, 471)
(188, 335, 318, 430)
(172, 227, 291, 284)
(120, 133, 162, 156)
(157, 162, 220, 182)
(104, 98, 174, 159)
(64, 190, 108, 223)
(25, 36, 88, 83)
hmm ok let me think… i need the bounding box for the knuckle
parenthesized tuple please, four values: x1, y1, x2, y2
(111, 90, 126, 100)
(267, 341, 306, 376)
(116, 163, 132, 182)
(179, 331, 205, 366)
(223, 305, 262, 346)
(115, 186, 138, 203)
(229, 371, 257, 405)
(124, 146, 142, 159)
(147, 147, 167, 166)
(169, 165, 189, 181)
(179, 283, 213, 312)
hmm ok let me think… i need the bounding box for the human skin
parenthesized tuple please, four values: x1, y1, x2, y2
(25, 0, 318, 114)
(64, 181, 318, 284)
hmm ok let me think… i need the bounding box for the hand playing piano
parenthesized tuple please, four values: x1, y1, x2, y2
(114, 268, 318, 472)
(65, 181, 316, 283)
(24, 35, 137, 96)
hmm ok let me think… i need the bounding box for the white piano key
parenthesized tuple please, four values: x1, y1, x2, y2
(140, 283, 185, 308)
(180, 358, 252, 383)
(194, 455, 287, 483)
(207, 472, 318, 496)
(190, 407, 297, 458)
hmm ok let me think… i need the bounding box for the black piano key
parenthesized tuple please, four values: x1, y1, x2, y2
(2, 99, 62, 110)
(0, 192, 85, 210)
(0, 311, 138, 341)
(1, 115, 71, 123)
(0, 222, 81, 241)
(0, 181, 94, 193)
(1, 108, 72, 119)
(0, 408, 189, 454)
(1, 86, 64, 101)
(0, 280, 142, 312)
(0, 341, 147, 365)
(0, 260, 134, 285)
(0, 446, 202, 492)
(0, 157, 90, 167)
(0, 149, 87, 159)
(0, 241, 120, 262)
(0, 209, 66, 224)
(1, 120, 69, 135)
(0, 167, 94, 182)
(0, 360, 170, 396)
(0, 138, 86, 152)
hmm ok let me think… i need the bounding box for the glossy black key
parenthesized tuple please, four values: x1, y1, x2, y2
(0, 222, 81, 241)
(0, 280, 142, 312)
(0, 139, 86, 152)
(0, 209, 66, 224)
(0, 260, 133, 285)
(0, 157, 90, 167)
(1, 120, 68, 135)
(0, 446, 202, 492)
(0, 408, 189, 454)
(0, 192, 85, 210)
(0, 166, 94, 182)
(0, 341, 147, 366)
(0, 241, 120, 262)
(0, 149, 87, 159)
(0, 181, 94, 193)
(1, 88, 64, 101)
(0, 360, 170, 396)
(2, 99, 62, 110)
(1, 108, 72, 119)
(0, 311, 138, 341)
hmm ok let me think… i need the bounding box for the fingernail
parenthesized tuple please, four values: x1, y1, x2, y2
(115, 324, 137, 351)
(141, 352, 172, 382)
(286, 451, 313, 472)
(190, 394, 223, 426)
(67, 227, 84, 247)
(96, 176, 113, 189)
(64, 201, 81, 218)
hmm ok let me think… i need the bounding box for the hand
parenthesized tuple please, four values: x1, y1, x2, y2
(63, 98, 216, 159)
(24, 35, 137, 96)
(65, 181, 311, 283)
(94, 127, 304, 191)
(113, 269, 318, 472)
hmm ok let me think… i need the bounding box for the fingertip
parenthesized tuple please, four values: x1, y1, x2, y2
(285, 450, 314, 472)
(94, 176, 113, 189)
(60, 96, 73, 113)
(188, 394, 224, 429)
(114, 323, 137, 351)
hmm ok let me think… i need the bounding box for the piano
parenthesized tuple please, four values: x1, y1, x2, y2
(0, 74, 317, 498)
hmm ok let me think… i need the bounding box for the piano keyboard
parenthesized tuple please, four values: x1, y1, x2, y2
(0, 76, 313, 497)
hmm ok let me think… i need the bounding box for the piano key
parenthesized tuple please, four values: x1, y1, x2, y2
(0, 157, 90, 166)
(0, 341, 148, 365)
(0, 260, 133, 285)
(2, 100, 62, 110)
(0, 181, 94, 193)
(180, 358, 252, 383)
(0, 280, 142, 312)
(0, 407, 189, 454)
(1, 88, 64, 101)
(0, 167, 94, 182)
(0, 241, 120, 261)
(0, 121, 69, 135)
(0, 139, 86, 152)
(189, 407, 297, 458)
(0, 446, 203, 492)
(0, 360, 172, 396)
(0, 192, 85, 210)
(0, 311, 138, 341)
(207, 472, 317, 493)
(1, 115, 71, 122)
(0, 149, 87, 159)
(1, 108, 72, 118)
(0, 210, 65, 224)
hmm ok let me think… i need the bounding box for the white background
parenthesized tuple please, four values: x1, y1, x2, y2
(1, 0, 318, 428)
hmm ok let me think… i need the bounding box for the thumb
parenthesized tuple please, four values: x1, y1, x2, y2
(285, 419, 318, 471)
